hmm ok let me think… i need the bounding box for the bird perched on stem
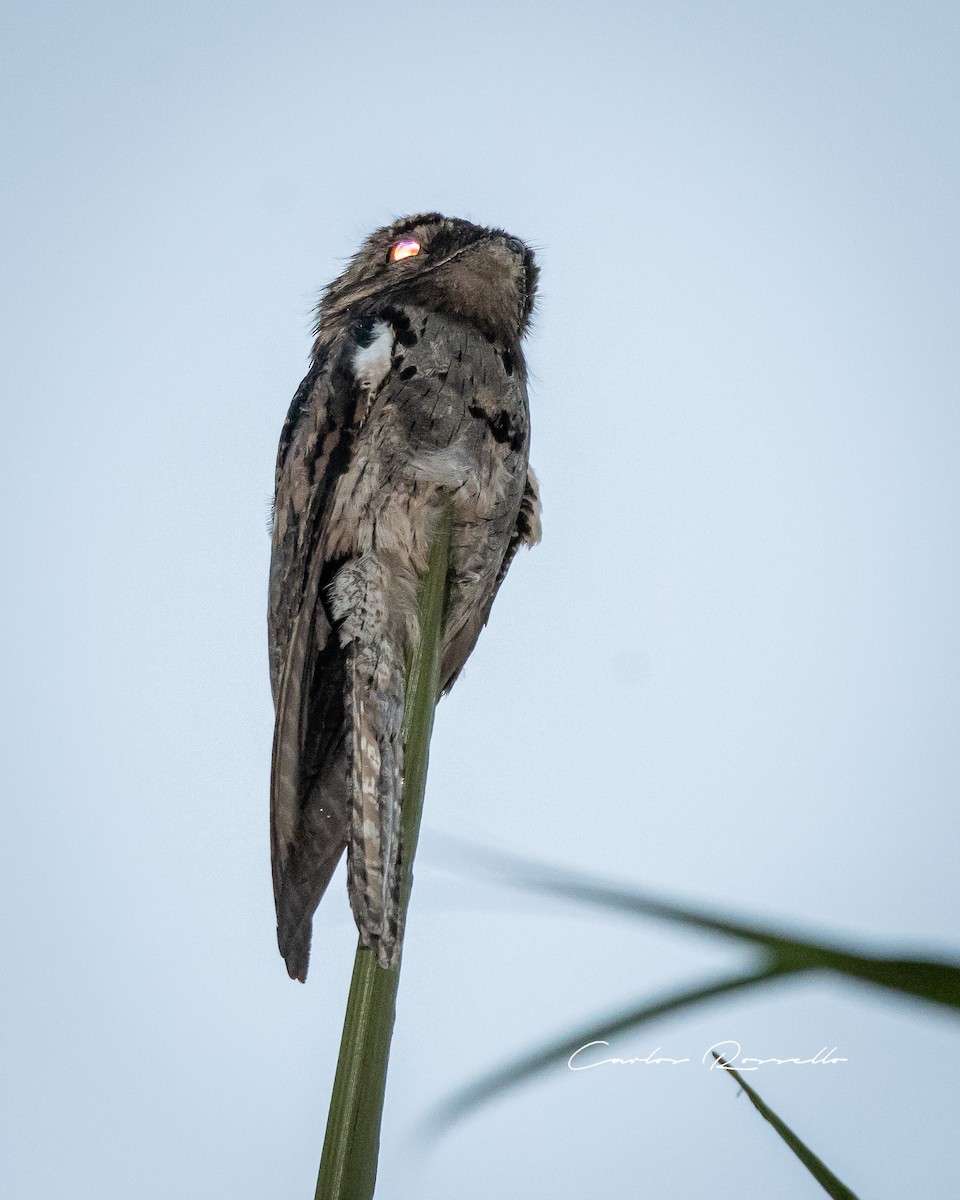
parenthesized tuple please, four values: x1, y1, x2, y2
(268, 214, 541, 981)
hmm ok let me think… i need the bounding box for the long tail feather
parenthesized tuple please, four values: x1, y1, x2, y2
(330, 556, 406, 968)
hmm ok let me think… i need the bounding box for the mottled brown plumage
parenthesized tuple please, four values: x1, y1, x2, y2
(269, 214, 540, 980)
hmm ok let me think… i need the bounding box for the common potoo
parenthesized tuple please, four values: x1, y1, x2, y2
(269, 213, 541, 981)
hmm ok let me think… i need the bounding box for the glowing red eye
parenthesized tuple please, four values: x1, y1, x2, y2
(390, 239, 421, 262)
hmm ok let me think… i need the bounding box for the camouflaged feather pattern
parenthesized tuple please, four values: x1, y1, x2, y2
(268, 215, 540, 980)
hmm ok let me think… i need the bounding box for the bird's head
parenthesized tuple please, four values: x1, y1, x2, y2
(316, 213, 538, 347)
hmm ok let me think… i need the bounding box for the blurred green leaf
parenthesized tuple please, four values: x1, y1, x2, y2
(442, 841, 960, 1010)
(421, 841, 958, 1136)
(712, 1053, 861, 1199)
(424, 965, 784, 1134)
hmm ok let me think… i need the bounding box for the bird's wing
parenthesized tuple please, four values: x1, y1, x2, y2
(268, 321, 386, 980)
(497, 465, 542, 587)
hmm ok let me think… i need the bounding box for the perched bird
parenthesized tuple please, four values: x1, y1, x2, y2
(268, 213, 541, 981)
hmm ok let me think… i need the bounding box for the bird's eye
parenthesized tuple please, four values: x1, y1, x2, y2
(389, 239, 421, 262)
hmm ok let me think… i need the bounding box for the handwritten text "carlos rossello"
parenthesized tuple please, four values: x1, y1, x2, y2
(567, 1041, 848, 1072)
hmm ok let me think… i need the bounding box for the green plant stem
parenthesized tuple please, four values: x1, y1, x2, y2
(315, 507, 452, 1200)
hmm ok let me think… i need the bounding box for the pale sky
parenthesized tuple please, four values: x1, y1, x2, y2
(3, 2, 959, 1197)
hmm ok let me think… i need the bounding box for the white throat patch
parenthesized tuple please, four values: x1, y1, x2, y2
(351, 320, 394, 395)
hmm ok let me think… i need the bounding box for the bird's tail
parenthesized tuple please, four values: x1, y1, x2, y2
(330, 556, 406, 969)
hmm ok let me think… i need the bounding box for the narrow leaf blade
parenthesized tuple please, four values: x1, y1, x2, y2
(424, 966, 783, 1135)
(442, 840, 960, 1010)
(712, 1053, 861, 1200)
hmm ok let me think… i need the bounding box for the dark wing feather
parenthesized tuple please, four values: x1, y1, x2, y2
(495, 467, 542, 590)
(268, 338, 364, 981)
